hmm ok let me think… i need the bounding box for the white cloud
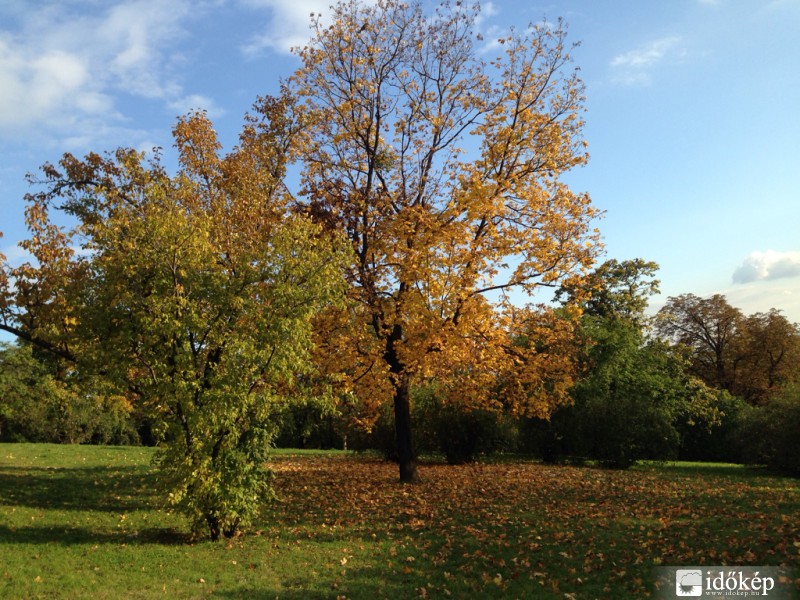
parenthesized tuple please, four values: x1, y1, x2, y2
(724, 281, 800, 324)
(239, 0, 331, 55)
(168, 94, 224, 118)
(98, 1, 193, 99)
(610, 36, 684, 85)
(241, 0, 501, 57)
(473, 1, 498, 27)
(0, 0, 206, 141)
(240, 0, 390, 55)
(650, 279, 800, 326)
(733, 250, 800, 284)
(611, 37, 681, 68)
(0, 242, 33, 267)
(0, 40, 101, 129)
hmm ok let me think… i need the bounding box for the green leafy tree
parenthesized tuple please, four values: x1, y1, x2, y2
(530, 259, 715, 468)
(557, 258, 660, 323)
(0, 342, 137, 444)
(0, 98, 349, 539)
(736, 383, 800, 475)
(677, 388, 747, 463)
(571, 318, 708, 468)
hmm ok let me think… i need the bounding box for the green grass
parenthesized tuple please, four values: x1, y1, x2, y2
(1, 444, 798, 598)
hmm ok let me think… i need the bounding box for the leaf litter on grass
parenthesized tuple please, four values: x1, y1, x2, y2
(1, 447, 798, 598)
(262, 455, 800, 598)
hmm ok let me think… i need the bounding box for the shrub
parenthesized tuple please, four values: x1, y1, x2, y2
(430, 404, 515, 464)
(412, 384, 514, 464)
(344, 384, 516, 464)
(736, 385, 800, 475)
(0, 344, 139, 445)
(342, 402, 403, 460)
(677, 390, 747, 463)
(273, 395, 343, 450)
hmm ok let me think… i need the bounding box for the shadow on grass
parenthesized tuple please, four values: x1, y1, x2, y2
(214, 564, 424, 600)
(635, 462, 775, 479)
(216, 591, 336, 599)
(0, 461, 190, 546)
(0, 523, 189, 546)
(0, 464, 160, 512)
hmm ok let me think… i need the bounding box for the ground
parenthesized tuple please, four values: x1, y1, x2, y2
(0, 445, 798, 598)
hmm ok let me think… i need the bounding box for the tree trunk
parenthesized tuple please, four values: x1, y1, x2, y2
(384, 322, 419, 482)
(394, 377, 419, 482)
(207, 514, 221, 541)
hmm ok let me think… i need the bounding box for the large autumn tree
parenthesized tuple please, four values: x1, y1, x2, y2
(0, 98, 349, 539)
(737, 309, 800, 403)
(654, 294, 743, 392)
(655, 294, 800, 404)
(291, 0, 599, 481)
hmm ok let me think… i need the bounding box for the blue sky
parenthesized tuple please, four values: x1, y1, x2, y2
(1, 0, 799, 333)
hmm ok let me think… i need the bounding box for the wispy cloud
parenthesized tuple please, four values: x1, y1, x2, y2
(473, 1, 498, 27)
(610, 36, 684, 85)
(239, 0, 338, 56)
(723, 281, 800, 324)
(168, 94, 222, 118)
(0, 242, 33, 267)
(0, 0, 215, 144)
(733, 250, 800, 284)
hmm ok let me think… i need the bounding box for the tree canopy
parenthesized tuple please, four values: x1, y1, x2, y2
(291, 0, 600, 481)
(0, 98, 350, 539)
(655, 294, 800, 404)
(557, 258, 660, 323)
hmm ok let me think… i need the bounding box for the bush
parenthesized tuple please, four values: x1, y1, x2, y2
(344, 385, 516, 464)
(580, 390, 680, 469)
(677, 390, 747, 463)
(342, 402, 404, 460)
(736, 385, 800, 475)
(430, 404, 515, 464)
(517, 406, 581, 464)
(273, 395, 343, 450)
(0, 344, 139, 445)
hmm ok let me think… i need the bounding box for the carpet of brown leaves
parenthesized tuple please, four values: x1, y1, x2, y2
(262, 456, 800, 597)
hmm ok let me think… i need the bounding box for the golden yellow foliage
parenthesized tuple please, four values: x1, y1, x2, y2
(293, 0, 600, 480)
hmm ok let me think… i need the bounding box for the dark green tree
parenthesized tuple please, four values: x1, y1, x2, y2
(736, 383, 800, 475)
(570, 317, 708, 468)
(529, 258, 714, 468)
(0, 342, 137, 444)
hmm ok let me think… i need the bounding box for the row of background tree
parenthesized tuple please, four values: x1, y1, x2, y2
(3, 258, 798, 475)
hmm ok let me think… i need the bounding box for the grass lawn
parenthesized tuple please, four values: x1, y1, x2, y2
(0, 444, 798, 598)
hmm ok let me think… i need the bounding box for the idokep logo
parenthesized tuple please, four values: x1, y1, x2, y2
(675, 569, 703, 597)
(704, 569, 775, 596)
(655, 566, 795, 599)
